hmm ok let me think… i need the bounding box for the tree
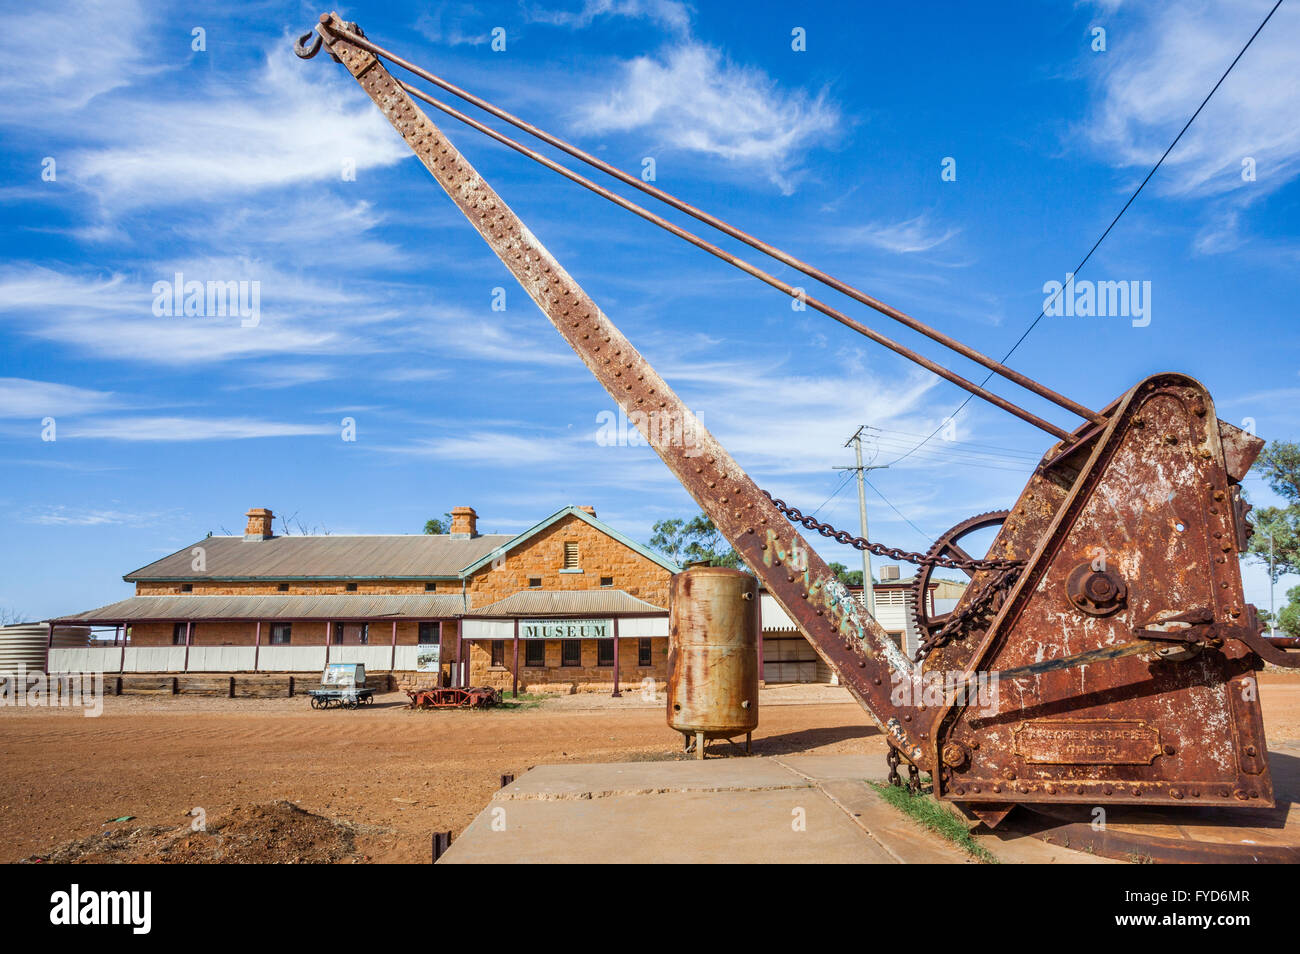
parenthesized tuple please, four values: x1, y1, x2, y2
(424, 512, 453, 535)
(828, 562, 864, 587)
(276, 512, 330, 536)
(649, 513, 740, 568)
(1275, 585, 1300, 639)
(1247, 441, 1300, 580)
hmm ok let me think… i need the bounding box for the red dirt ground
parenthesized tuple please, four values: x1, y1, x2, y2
(3, 674, 1298, 864)
(1, 689, 884, 863)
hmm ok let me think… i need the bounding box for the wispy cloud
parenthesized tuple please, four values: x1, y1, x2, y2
(576, 41, 840, 193)
(0, 378, 122, 418)
(61, 416, 336, 442)
(382, 427, 586, 466)
(417, 1, 694, 47)
(64, 46, 411, 208)
(833, 213, 961, 255)
(23, 505, 150, 526)
(0, 0, 156, 118)
(414, 5, 496, 47)
(525, 0, 693, 34)
(0, 263, 357, 365)
(1083, 1, 1300, 201)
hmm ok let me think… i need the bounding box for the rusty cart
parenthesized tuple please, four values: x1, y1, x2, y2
(406, 686, 501, 710)
(306, 662, 375, 710)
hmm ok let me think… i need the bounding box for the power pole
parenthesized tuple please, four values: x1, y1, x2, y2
(834, 426, 887, 618)
(1268, 527, 1276, 639)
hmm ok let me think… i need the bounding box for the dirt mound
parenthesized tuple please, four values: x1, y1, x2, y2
(26, 801, 359, 864)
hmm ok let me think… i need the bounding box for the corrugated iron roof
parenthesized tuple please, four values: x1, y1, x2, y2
(465, 589, 665, 617)
(124, 534, 514, 581)
(53, 594, 468, 622)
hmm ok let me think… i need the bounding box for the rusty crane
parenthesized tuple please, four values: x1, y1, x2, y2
(296, 13, 1298, 835)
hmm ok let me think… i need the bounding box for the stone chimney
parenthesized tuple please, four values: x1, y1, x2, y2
(449, 506, 478, 539)
(244, 508, 274, 541)
(577, 506, 597, 518)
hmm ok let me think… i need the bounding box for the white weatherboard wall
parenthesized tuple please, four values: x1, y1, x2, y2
(186, 647, 256, 672)
(125, 648, 188, 672)
(617, 617, 668, 638)
(326, 646, 393, 670)
(49, 644, 423, 672)
(255, 646, 327, 672)
(461, 619, 514, 639)
(47, 647, 120, 673)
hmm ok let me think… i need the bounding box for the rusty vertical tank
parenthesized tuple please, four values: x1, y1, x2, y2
(667, 566, 760, 758)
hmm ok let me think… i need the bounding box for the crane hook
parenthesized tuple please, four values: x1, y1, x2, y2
(294, 30, 323, 59)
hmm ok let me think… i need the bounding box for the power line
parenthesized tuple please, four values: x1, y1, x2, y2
(865, 477, 932, 542)
(809, 469, 856, 516)
(865, 438, 1041, 473)
(870, 426, 1042, 460)
(867, 436, 1040, 466)
(870, 434, 1038, 460)
(884, 0, 1285, 467)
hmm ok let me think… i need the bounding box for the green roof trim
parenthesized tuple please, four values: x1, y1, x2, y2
(459, 506, 682, 577)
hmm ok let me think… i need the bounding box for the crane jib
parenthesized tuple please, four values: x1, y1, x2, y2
(306, 14, 932, 765)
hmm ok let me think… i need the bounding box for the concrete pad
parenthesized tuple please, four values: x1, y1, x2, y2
(814, 778, 975, 864)
(441, 786, 896, 864)
(498, 757, 807, 800)
(773, 753, 886, 782)
(441, 755, 985, 864)
(444, 755, 1128, 864)
(970, 826, 1120, 864)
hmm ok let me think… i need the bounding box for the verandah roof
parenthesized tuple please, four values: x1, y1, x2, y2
(464, 589, 665, 617)
(51, 593, 468, 623)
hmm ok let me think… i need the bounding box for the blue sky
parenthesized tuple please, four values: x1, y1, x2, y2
(1, 0, 1297, 622)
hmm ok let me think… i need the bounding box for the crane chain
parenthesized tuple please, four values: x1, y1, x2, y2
(763, 492, 1025, 573)
(912, 564, 1021, 661)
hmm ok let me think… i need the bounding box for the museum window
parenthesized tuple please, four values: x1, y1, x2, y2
(525, 640, 545, 667)
(333, 622, 345, 644)
(418, 621, 441, 644)
(171, 623, 187, 645)
(425, 582, 437, 592)
(345, 582, 358, 592)
(269, 623, 292, 645)
(358, 623, 369, 646)
(600, 576, 613, 587)
(180, 583, 193, 593)
(638, 638, 652, 667)
(563, 541, 579, 569)
(491, 640, 506, 667)
(528, 577, 542, 588)
(277, 583, 289, 592)
(597, 638, 614, 667)
(561, 640, 582, 667)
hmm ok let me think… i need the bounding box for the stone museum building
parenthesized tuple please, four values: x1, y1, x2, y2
(48, 505, 958, 691)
